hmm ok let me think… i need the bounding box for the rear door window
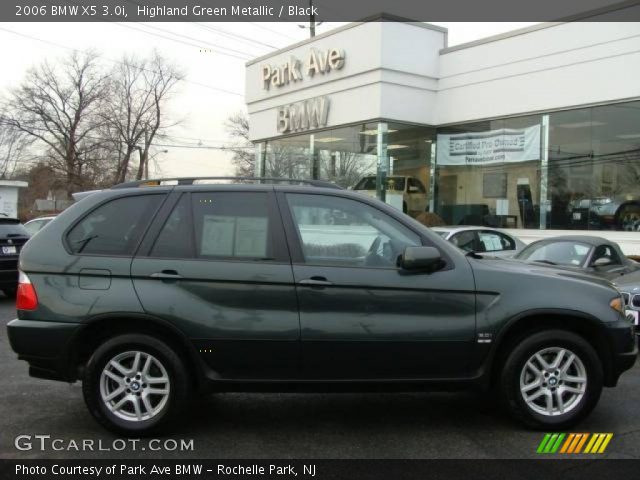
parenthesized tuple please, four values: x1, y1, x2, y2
(66, 194, 164, 256)
(191, 192, 273, 260)
(148, 192, 279, 261)
(478, 231, 515, 252)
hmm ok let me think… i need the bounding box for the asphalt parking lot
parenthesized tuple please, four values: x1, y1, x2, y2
(1, 296, 639, 460)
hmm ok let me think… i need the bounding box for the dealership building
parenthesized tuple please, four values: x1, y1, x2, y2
(245, 18, 640, 250)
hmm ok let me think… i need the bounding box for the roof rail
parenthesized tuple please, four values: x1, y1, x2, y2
(112, 177, 343, 190)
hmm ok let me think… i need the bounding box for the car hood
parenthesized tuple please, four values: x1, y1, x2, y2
(472, 256, 615, 289)
(612, 270, 640, 293)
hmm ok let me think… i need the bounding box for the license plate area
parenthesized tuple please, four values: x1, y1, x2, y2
(1, 246, 16, 255)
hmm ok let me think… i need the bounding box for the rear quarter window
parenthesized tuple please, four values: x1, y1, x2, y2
(66, 194, 164, 256)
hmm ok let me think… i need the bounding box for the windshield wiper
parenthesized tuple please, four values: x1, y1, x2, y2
(533, 259, 557, 265)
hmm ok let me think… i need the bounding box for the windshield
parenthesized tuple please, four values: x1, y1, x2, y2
(516, 241, 592, 267)
(433, 230, 449, 238)
(354, 177, 406, 191)
(0, 220, 29, 238)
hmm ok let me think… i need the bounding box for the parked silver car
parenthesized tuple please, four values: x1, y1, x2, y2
(431, 226, 526, 258)
(24, 215, 56, 236)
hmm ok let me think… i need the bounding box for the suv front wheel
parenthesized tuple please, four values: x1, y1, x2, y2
(82, 334, 190, 435)
(499, 330, 603, 429)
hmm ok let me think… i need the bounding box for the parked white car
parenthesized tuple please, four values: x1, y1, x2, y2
(432, 226, 526, 258)
(353, 175, 428, 214)
(24, 215, 57, 236)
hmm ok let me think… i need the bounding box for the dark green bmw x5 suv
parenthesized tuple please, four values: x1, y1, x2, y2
(7, 178, 637, 435)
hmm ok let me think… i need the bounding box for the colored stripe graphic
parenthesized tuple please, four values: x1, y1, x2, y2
(537, 433, 565, 453)
(584, 433, 614, 454)
(538, 433, 613, 454)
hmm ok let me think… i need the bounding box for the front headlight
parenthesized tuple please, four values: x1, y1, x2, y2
(610, 296, 625, 314)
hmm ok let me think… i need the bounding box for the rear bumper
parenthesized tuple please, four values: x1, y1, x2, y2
(0, 259, 18, 287)
(7, 319, 83, 382)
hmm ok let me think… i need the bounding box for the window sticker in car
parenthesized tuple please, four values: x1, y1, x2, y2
(200, 215, 268, 258)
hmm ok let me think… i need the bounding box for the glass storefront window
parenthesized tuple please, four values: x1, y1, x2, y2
(384, 123, 435, 214)
(549, 101, 640, 231)
(314, 123, 379, 188)
(434, 116, 542, 228)
(255, 100, 640, 231)
(260, 122, 435, 216)
(263, 134, 313, 179)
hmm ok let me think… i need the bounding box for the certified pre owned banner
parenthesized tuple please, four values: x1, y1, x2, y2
(436, 125, 541, 165)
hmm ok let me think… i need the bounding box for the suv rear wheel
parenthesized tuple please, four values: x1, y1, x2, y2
(82, 334, 190, 435)
(499, 330, 603, 429)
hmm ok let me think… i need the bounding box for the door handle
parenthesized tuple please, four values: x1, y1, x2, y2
(298, 276, 333, 287)
(150, 270, 183, 280)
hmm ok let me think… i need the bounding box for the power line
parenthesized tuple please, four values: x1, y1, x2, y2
(40, 0, 255, 61)
(0, 26, 244, 97)
(114, 23, 252, 61)
(192, 23, 278, 50)
(115, 0, 267, 58)
(0, 118, 253, 151)
(141, 23, 258, 59)
(249, 22, 298, 41)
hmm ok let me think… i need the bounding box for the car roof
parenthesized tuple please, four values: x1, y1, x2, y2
(531, 235, 612, 246)
(361, 175, 408, 179)
(432, 226, 500, 233)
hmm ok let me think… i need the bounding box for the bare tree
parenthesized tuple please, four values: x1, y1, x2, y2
(319, 151, 376, 188)
(2, 51, 110, 196)
(135, 52, 182, 181)
(0, 124, 33, 179)
(224, 111, 310, 178)
(102, 52, 182, 183)
(223, 111, 376, 185)
(224, 111, 255, 177)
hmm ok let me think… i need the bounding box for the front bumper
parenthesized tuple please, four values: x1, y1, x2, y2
(7, 319, 83, 382)
(604, 317, 638, 386)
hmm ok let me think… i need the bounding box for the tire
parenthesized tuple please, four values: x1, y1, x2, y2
(499, 330, 603, 430)
(82, 334, 191, 436)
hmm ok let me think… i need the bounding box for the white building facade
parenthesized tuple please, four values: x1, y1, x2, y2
(246, 20, 640, 251)
(0, 180, 28, 218)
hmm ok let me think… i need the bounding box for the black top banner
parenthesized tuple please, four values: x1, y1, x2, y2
(5, 0, 640, 22)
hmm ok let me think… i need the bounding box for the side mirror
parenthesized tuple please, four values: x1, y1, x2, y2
(399, 246, 444, 273)
(593, 257, 613, 267)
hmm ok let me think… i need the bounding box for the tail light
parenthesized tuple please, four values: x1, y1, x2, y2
(16, 271, 38, 311)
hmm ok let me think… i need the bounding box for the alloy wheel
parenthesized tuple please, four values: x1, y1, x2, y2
(99, 350, 170, 422)
(519, 347, 587, 417)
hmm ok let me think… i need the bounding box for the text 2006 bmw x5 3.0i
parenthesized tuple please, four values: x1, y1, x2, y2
(7, 178, 638, 435)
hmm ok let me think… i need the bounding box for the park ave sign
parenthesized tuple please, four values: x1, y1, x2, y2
(261, 48, 345, 90)
(277, 96, 329, 134)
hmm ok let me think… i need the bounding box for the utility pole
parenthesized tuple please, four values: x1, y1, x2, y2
(299, 0, 321, 38)
(309, 0, 315, 38)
